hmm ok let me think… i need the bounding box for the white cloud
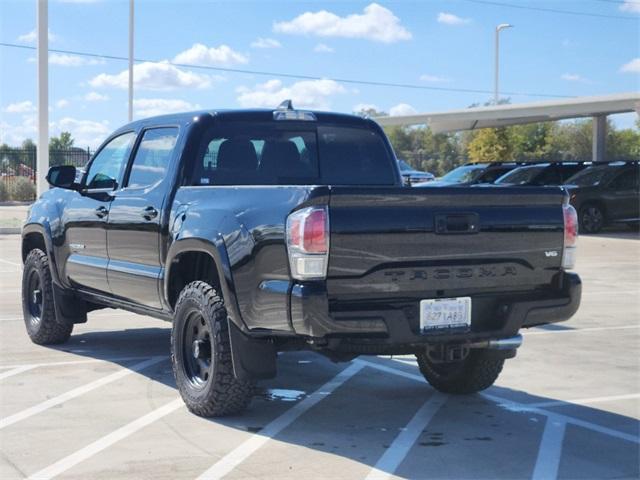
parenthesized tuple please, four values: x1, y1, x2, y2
(84, 92, 109, 102)
(17, 29, 56, 43)
(251, 37, 282, 49)
(236, 79, 346, 110)
(620, 58, 640, 73)
(55, 99, 70, 109)
(314, 43, 334, 53)
(389, 103, 417, 116)
(420, 74, 448, 82)
(437, 12, 471, 25)
(133, 98, 201, 118)
(52, 117, 110, 148)
(3, 101, 36, 114)
(620, 0, 640, 13)
(560, 73, 588, 82)
(173, 43, 248, 66)
(48, 53, 104, 66)
(89, 61, 213, 91)
(273, 3, 411, 43)
(0, 114, 109, 148)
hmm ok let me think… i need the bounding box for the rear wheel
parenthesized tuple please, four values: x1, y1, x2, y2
(416, 349, 504, 394)
(171, 281, 254, 417)
(22, 249, 73, 345)
(579, 203, 605, 234)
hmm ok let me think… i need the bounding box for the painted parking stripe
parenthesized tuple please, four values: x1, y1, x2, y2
(361, 359, 640, 445)
(0, 258, 21, 269)
(0, 356, 166, 430)
(196, 362, 364, 480)
(526, 393, 640, 408)
(27, 398, 184, 480)
(0, 356, 158, 379)
(532, 418, 566, 480)
(365, 392, 448, 480)
(0, 365, 36, 381)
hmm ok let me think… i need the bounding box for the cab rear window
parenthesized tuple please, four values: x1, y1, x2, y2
(192, 122, 396, 186)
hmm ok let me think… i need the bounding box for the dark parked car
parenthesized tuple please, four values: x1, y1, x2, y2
(22, 103, 581, 417)
(397, 159, 435, 185)
(494, 162, 587, 187)
(420, 162, 519, 187)
(564, 162, 640, 233)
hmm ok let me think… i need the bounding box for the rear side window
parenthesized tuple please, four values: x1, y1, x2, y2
(126, 127, 179, 188)
(192, 122, 396, 186)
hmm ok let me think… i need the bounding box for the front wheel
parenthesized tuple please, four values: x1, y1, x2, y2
(171, 281, 254, 417)
(22, 249, 73, 345)
(416, 349, 504, 394)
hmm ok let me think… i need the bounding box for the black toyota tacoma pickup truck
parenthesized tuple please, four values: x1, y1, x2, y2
(21, 103, 581, 416)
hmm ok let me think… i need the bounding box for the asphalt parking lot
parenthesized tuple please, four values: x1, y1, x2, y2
(0, 232, 638, 480)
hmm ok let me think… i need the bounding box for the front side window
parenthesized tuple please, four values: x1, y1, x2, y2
(85, 132, 136, 189)
(127, 127, 179, 188)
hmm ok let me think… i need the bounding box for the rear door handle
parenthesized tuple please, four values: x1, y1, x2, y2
(95, 206, 108, 218)
(142, 206, 158, 220)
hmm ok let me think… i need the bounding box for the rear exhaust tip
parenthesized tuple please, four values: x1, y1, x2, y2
(487, 334, 523, 350)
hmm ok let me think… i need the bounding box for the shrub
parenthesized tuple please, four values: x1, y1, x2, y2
(10, 177, 36, 201)
(0, 181, 8, 202)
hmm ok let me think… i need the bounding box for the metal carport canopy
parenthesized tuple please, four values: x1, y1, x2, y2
(373, 92, 640, 133)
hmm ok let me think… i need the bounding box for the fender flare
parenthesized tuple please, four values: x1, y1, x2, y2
(163, 236, 249, 332)
(21, 222, 63, 286)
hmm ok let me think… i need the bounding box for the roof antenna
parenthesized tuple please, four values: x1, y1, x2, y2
(277, 99, 294, 110)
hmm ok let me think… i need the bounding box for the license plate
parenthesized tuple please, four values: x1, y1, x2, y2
(420, 297, 471, 332)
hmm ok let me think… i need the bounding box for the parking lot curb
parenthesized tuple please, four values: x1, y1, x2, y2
(0, 227, 21, 235)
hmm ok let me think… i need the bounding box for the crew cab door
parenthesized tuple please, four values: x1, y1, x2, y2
(106, 127, 179, 309)
(63, 132, 136, 293)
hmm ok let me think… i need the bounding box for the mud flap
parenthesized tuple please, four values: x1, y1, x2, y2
(228, 321, 277, 381)
(52, 282, 87, 324)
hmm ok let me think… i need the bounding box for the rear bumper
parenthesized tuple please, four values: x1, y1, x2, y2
(290, 271, 581, 348)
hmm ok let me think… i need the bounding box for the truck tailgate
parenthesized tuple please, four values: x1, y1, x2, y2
(327, 186, 566, 300)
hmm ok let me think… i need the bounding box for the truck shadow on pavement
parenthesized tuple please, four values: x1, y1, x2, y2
(44, 326, 640, 479)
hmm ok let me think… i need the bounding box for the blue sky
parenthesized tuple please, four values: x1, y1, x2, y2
(1, 0, 639, 147)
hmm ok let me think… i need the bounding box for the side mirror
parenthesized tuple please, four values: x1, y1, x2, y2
(46, 165, 78, 190)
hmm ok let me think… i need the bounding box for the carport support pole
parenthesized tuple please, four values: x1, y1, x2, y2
(592, 115, 607, 162)
(128, 0, 134, 122)
(36, 0, 48, 197)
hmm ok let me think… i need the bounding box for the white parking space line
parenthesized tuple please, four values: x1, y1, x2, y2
(526, 393, 640, 408)
(0, 365, 37, 381)
(361, 359, 640, 445)
(365, 392, 448, 480)
(27, 398, 184, 480)
(0, 356, 158, 379)
(525, 325, 639, 335)
(0, 258, 22, 270)
(0, 356, 166, 430)
(0, 316, 23, 322)
(196, 362, 364, 480)
(531, 419, 566, 480)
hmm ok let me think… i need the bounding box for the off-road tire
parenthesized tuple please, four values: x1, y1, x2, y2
(171, 281, 254, 417)
(22, 249, 73, 345)
(416, 349, 504, 394)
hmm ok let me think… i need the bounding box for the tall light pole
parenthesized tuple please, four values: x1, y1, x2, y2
(36, 0, 48, 197)
(494, 23, 513, 105)
(128, 0, 134, 122)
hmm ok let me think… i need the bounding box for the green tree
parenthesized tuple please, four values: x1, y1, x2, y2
(49, 131, 75, 166)
(467, 128, 512, 162)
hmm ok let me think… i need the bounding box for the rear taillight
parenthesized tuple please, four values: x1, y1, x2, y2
(286, 206, 329, 280)
(562, 203, 578, 269)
